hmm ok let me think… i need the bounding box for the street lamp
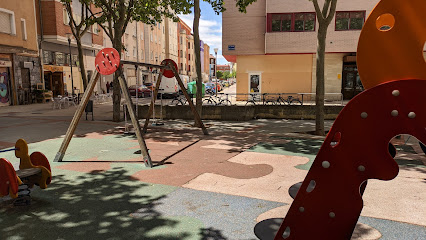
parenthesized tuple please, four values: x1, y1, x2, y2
(65, 33, 74, 96)
(214, 48, 218, 96)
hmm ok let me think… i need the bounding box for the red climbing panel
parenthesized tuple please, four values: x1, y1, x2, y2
(0, 158, 19, 198)
(95, 48, 121, 75)
(274, 80, 426, 239)
(274, 0, 426, 238)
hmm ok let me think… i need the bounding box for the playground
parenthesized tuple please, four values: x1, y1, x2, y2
(1, 0, 426, 238)
(0, 103, 425, 239)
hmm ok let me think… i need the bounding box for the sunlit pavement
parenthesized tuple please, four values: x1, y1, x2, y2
(0, 102, 425, 239)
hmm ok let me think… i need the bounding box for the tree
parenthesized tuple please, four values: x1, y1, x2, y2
(222, 71, 230, 80)
(216, 71, 223, 79)
(310, 0, 337, 136)
(191, 0, 257, 127)
(86, 0, 192, 122)
(61, 0, 94, 91)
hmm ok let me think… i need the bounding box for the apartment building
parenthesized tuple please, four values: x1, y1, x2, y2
(121, 21, 146, 87)
(164, 18, 178, 64)
(209, 54, 216, 79)
(204, 43, 210, 80)
(222, 0, 382, 99)
(36, 0, 103, 96)
(177, 19, 191, 77)
(0, 0, 41, 106)
(217, 65, 230, 73)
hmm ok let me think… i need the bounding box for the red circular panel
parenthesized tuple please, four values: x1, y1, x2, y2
(95, 48, 121, 75)
(161, 59, 178, 78)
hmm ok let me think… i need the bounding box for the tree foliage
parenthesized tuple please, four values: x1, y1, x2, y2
(216, 71, 223, 79)
(85, 0, 193, 122)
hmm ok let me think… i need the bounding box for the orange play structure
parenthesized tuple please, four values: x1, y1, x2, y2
(272, 0, 426, 239)
(0, 139, 52, 205)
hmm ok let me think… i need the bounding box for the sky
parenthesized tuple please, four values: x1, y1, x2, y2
(178, 1, 228, 65)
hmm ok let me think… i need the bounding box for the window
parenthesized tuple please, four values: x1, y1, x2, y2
(92, 23, 99, 34)
(0, 8, 16, 35)
(63, 8, 70, 25)
(55, 52, 65, 65)
(21, 19, 27, 40)
(141, 50, 144, 59)
(188, 42, 190, 49)
(43, 51, 54, 65)
(188, 53, 190, 60)
(140, 32, 143, 40)
(64, 53, 70, 66)
(335, 11, 365, 30)
(188, 65, 191, 72)
(268, 13, 316, 32)
(72, 55, 78, 66)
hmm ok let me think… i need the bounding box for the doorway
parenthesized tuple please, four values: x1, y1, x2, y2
(248, 73, 261, 93)
(342, 64, 363, 99)
(45, 71, 64, 96)
(0, 68, 10, 106)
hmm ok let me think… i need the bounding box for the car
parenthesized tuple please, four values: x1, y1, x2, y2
(144, 82, 155, 92)
(129, 85, 151, 97)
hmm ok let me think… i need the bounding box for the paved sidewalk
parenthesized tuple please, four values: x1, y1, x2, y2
(0, 102, 425, 240)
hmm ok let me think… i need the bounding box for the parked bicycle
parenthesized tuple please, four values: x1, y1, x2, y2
(267, 94, 302, 105)
(171, 94, 193, 105)
(203, 94, 232, 106)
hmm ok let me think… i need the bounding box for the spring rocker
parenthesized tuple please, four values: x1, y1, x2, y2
(0, 139, 52, 206)
(254, 0, 426, 239)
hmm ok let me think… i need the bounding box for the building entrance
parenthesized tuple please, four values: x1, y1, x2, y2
(44, 71, 64, 96)
(342, 64, 363, 99)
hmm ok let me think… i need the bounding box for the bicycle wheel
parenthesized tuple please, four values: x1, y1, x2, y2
(171, 99, 183, 106)
(203, 99, 214, 105)
(290, 99, 303, 105)
(220, 99, 232, 106)
(245, 101, 256, 106)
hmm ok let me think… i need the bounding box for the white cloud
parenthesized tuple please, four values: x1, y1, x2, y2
(178, 14, 227, 64)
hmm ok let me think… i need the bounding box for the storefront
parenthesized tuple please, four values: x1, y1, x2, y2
(43, 65, 64, 96)
(0, 59, 13, 106)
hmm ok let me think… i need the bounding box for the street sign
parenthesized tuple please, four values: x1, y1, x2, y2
(228, 45, 235, 51)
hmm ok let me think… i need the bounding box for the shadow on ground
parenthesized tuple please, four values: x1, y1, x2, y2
(0, 167, 204, 240)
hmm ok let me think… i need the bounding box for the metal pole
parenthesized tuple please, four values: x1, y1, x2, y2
(68, 37, 74, 96)
(215, 52, 217, 97)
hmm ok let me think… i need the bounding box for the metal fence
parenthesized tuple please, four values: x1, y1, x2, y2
(127, 92, 344, 107)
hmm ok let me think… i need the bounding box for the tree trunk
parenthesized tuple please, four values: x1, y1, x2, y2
(315, 25, 327, 136)
(76, 39, 88, 90)
(112, 35, 123, 122)
(193, 0, 203, 127)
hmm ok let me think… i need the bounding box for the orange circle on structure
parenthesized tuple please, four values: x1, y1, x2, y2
(376, 13, 395, 31)
(357, 0, 426, 89)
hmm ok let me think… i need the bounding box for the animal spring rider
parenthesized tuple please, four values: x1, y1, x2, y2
(272, 0, 426, 239)
(0, 139, 52, 205)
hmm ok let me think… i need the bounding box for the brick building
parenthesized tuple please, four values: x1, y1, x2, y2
(36, 0, 104, 96)
(0, 0, 41, 106)
(217, 64, 230, 73)
(222, 0, 385, 99)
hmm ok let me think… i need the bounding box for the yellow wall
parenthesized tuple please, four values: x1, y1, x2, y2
(236, 54, 313, 98)
(62, 66, 83, 94)
(0, 0, 38, 52)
